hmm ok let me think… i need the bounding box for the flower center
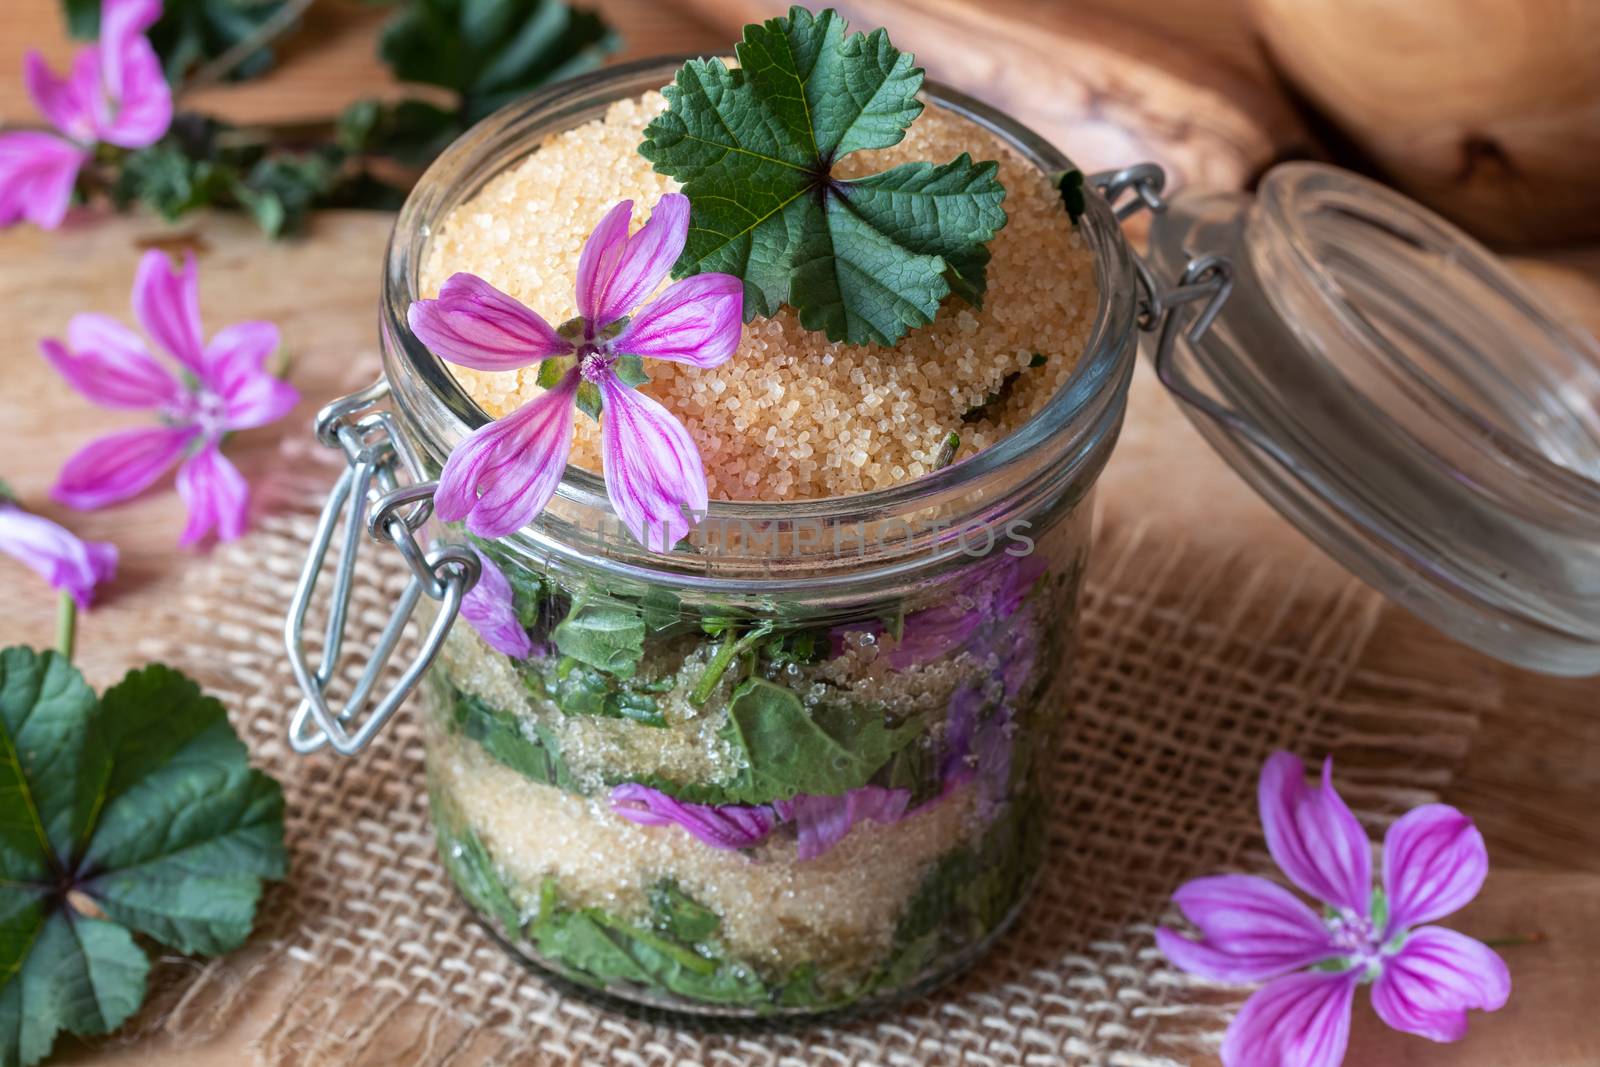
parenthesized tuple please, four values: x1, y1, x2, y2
(1326, 910, 1383, 962)
(165, 385, 229, 441)
(578, 344, 612, 383)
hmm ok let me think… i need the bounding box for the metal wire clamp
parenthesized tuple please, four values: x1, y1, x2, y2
(1090, 164, 1309, 474)
(284, 380, 480, 756)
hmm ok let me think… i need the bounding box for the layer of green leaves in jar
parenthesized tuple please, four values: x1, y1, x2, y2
(429, 778, 1042, 1009)
(449, 677, 937, 808)
(452, 536, 1066, 805)
(448, 544, 965, 802)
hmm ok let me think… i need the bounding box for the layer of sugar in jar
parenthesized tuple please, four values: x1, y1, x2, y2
(431, 724, 982, 977)
(418, 91, 1099, 501)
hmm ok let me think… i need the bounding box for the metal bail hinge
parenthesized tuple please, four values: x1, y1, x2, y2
(283, 380, 480, 756)
(1090, 164, 1238, 433)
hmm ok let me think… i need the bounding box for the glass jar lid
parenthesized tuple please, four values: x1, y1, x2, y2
(1136, 162, 1600, 677)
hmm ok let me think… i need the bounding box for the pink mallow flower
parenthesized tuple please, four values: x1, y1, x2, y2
(609, 783, 778, 851)
(609, 782, 913, 860)
(408, 193, 742, 550)
(44, 249, 298, 546)
(889, 551, 1045, 669)
(0, 0, 172, 229)
(0, 493, 117, 607)
(1157, 752, 1510, 1067)
(460, 547, 532, 659)
(773, 786, 911, 860)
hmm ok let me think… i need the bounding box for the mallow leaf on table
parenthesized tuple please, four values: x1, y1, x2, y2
(0, 649, 285, 1067)
(640, 5, 1008, 347)
(381, 0, 619, 124)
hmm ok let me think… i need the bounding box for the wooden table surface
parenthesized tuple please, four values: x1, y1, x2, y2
(2, 1, 1597, 1064)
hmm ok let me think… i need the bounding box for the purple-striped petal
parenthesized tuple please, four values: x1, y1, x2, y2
(52, 425, 195, 510)
(610, 783, 777, 850)
(203, 320, 279, 377)
(995, 551, 1048, 617)
(220, 373, 299, 431)
(772, 786, 912, 861)
(41, 314, 180, 409)
(1371, 926, 1509, 1042)
(575, 194, 690, 329)
(408, 273, 572, 371)
(200, 322, 299, 430)
(1382, 804, 1489, 935)
(175, 445, 249, 546)
(1156, 874, 1339, 984)
(94, 33, 169, 148)
(23, 50, 97, 143)
(598, 375, 707, 552)
(133, 250, 206, 372)
(890, 554, 1045, 670)
(460, 548, 533, 659)
(890, 598, 982, 669)
(0, 504, 118, 608)
(0, 131, 87, 230)
(1221, 970, 1359, 1067)
(1259, 752, 1373, 916)
(96, 0, 162, 96)
(611, 272, 743, 368)
(435, 372, 578, 538)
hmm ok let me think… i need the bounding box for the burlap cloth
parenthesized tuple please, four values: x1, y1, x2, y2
(126, 428, 1495, 1067)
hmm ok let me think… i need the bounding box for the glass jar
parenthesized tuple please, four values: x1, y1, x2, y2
(287, 57, 1137, 1017)
(284, 52, 1600, 1023)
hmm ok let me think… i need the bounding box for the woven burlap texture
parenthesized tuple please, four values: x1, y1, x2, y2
(129, 435, 1494, 1067)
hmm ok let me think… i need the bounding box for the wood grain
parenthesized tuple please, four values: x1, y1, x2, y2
(1247, 0, 1600, 247)
(674, 0, 1309, 191)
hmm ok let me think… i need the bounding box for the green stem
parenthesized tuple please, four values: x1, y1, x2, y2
(55, 593, 77, 664)
(179, 0, 317, 96)
(1482, 932, 1545, 948)
(690, 623, 773, 706)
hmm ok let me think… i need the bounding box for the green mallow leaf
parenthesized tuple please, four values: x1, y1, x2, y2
(433, 808, 522, 934)
(380, 0, 619, 124)
(0, 650, 285, 1067)
(552, 597, 646, 678)
(648, 880, 719, 943)
(0, 913, 150, 1067)
(470, 800, 1038, 1011)
(759, 627, 830, 668)
(529, 879, 768, 1005)
(453, 690, 580, 792)
(1054, 167, 1087, 223)
(337, 98, 463, 168)
(711, 679, 919, 804)
(113, 115, 348, 238)
(640, 6, 1008, 347)
(540, 658, 668, 728)
(883, 795, 1039, 988)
